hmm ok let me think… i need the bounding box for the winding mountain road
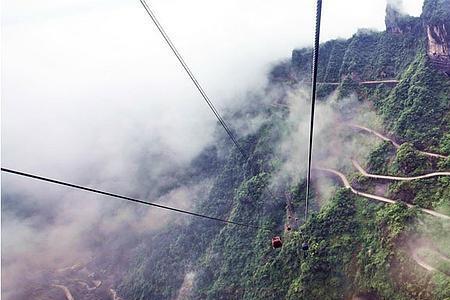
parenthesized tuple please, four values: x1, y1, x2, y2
(412, 247, 450, 275)
(318, 79, 399, 86)
(348, 124, 448, 159)
(352, 160, 450, 181)
(359, 79, 399, 85)
(270, 102, 289, 109)
(315, 167, 450, 220)
(110, 289, 124, 300)
(52, 284, 75, 300)
(77, 280, 102, 291)
(438, 252, 450, 263)
(412, 251, 437, 272)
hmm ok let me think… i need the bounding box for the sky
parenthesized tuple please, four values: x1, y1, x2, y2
(2, 0, 426, 247)
(1, 0, 424, 252)
(1, 0, 425, 297)
(1, 0, 424, 184)
(1, 0, 426, 232)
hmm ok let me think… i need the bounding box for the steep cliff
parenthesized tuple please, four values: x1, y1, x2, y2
(385, 1, 419, 34)
(423, 0, 450, 75)
(116, 1, 450, 299)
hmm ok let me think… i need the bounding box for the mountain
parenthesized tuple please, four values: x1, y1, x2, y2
(113, 1, 450, 299)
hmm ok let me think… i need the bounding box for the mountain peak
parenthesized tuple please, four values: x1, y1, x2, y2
(385, 0, 411, 33)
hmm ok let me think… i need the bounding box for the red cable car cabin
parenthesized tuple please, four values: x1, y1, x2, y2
(272, 236, 283, 248)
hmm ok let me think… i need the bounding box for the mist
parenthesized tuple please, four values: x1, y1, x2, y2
(2, 0, 425, 299)
(270, 88, 381, 190)
(387, 0, 405, 10)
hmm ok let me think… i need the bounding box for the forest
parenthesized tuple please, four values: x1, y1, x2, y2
(115, 0, 450, 299)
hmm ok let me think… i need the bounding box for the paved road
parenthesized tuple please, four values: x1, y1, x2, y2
(315, 167, 450, 220)
(318, 79, 399, 86)
(411, 247, 450, 275)
(348, 124, 448, 159)
(352, 160, 450, 181)
(110, 288, 124, 300)
(412, 251, 436, 272)
(52, 284, 75, 300)
(270, 102, 289, 108)
(359, 79, 399, 85)
(77, 280, 102, 291)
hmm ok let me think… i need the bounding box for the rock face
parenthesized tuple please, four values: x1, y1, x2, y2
(427, 23, 449, 57)
(385, 1, 418, 35)
(422, 0, 450, 75)
(426, 24, 450, 75)
(384, 0, 450, 75)
(385, 3, 405, 34)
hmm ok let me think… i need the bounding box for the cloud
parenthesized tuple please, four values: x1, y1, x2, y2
(270, 88, 382, 191)
(1, 0, 424, 298)
(387, 0, 405, 10)
(386, 0, 424, 15)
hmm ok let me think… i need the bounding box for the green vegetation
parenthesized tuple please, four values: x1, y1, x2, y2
(117, 1, 450, 299)
(338, 75, 359, 98)
(377, 54, 450, 152)
(422, 0, 450, 26)
(392, 143, 431, 176)
(366, 141, 396, 174)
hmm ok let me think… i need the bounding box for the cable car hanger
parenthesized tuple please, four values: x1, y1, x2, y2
(301, 0, 323, 252)
(138, 0, 281, 220)
(305, 0, 322, 221)
(139, 0, 322, 226)
(2, 0, 323, 250)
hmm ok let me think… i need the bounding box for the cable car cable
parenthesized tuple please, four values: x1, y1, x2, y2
(139, 0, 248, 160)
(1, 167, 265, 230)
(3, 2, 308, 243)
(139, 0, 281, 211)
(304, 0, 323, 221)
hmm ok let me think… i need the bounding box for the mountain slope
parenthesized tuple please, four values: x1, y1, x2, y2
(117, 1, 450, 299)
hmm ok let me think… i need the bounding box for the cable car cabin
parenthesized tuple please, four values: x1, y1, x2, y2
(302, 242, 309, 251)
(272, 236, 283, 249)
